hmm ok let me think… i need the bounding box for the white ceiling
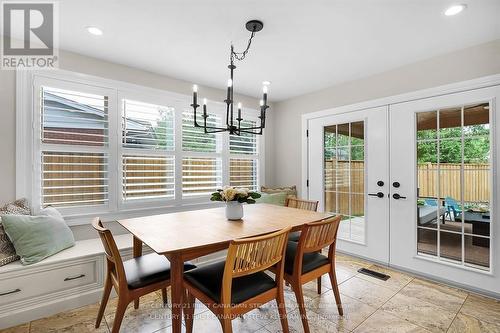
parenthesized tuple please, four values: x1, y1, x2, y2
(54, 1, 500, 101)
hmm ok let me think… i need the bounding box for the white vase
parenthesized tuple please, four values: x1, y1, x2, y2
(225, 201, 243, 220)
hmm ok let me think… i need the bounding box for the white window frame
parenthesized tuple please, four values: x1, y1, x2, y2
(16, 69, 265, 225)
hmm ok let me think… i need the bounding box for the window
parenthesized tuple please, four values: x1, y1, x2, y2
(122, 100, 175, 201)
(23, 72, 264, 219)
(39, 85, 112, 209)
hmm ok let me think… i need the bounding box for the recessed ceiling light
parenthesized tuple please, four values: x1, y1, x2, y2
(445, 4, 467, 16)
(86, 26, 103, 36)
(262, 81, 271, 86)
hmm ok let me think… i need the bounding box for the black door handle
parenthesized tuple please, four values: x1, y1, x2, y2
(368, 192, 384, 198)
(392, 193, 406, 200)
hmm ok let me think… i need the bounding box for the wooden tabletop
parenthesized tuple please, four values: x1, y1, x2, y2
(117, 203, 331, 255)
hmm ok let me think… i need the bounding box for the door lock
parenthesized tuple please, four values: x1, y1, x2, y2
(392, 193, 406, 200)
(377, 181, 384, 187)
(368, 192, 384, 198)
(392, 182, 400, 188)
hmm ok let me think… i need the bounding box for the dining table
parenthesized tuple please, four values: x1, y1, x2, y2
(117, 203, 331, 333)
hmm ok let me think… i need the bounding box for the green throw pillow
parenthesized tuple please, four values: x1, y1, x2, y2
(2, 214, 75, 265)
(255, 192, 288, 206)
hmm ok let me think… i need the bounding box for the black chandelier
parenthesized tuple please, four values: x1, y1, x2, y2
(191, 20, 268, 136)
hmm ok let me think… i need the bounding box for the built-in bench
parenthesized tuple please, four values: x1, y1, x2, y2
(0, 234, 146, 329)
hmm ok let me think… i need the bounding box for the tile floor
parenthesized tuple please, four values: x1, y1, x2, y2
(2, 253, 500, 333)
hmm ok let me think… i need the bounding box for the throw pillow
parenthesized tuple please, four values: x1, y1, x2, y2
(261, 185, 297, 198)
(0, 198, 31, 266)
(255, 192, 288, 206)
(2, 213, 75, 265)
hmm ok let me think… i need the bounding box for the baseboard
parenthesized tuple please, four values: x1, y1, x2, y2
(336, 249, 500, 300)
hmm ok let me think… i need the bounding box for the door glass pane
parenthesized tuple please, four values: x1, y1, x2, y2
(440, 231, 462, 263)
(417, 111, 437, 140)
(324, 121, 365, 243)
(417, 228, 437, 256)
(415, 102, 491, 270)
(465, 235, 490, 269)
(439, 108, 462, 139)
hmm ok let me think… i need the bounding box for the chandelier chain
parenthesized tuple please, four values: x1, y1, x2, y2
(231, 30, 256, 63)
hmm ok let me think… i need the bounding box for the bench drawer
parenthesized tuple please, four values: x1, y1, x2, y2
(0, 258, 99, 306)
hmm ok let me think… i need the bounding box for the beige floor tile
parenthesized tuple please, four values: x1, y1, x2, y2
(188, 309, 272, 333)
(104, 295, 173, 333)
(104, 291, 163, 316)
(0, 323, 29, 333)
(356, 265, 413, 291)
(264, 309, 348, 333)
(398, 278, 467, 312)
(353, 310, 430, 333)
(381, 293, 456, 333)
(51, 319, 109, 333)
(306, 291, 377, 331)
(448, 312, 500, 333)
(339, 276, 398, 307)
(460, 294, 500, 326)
(29, 303, 102, 332)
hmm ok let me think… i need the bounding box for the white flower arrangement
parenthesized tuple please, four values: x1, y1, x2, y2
(210, 186, 261, 204)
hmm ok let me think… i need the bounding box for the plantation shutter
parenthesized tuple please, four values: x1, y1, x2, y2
(229, 120, 259, 190)
(40, 86, 111, 208)
(122, 99, 175, 201)
(181, 110, 222, 196)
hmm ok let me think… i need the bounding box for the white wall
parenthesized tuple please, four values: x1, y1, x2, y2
(271, 39, 500, 195)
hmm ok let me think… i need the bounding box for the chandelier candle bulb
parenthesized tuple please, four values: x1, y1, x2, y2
(203, 98, 207, 117)
(192, 84, 198, 106)
(237, 103, 242, 121)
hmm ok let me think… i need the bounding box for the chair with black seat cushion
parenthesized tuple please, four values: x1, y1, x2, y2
(285, 197, 319, 242)
(270, 215, 343, 333)
(92, 218, 196, 333)
(182, 227, 292, 333)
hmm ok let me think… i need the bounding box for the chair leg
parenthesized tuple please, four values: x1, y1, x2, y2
(220, 316, 233, 333)
(134, 298, 139, 309)
(276, 292, 289, 333)
(161, 288, 168, 306)
(95, 272, 112, 328)
(317, 276, 322, 294)
(292, 281, 310, 333)
(328, 266, 343, 316)
(111, 298, 129, 333)
(183, 291, 196, 333)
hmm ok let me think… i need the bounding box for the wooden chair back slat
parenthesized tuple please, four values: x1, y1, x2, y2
(299, 215, 342, 253)
(225, 227, 291, 278)
(285, 198, 319, 212)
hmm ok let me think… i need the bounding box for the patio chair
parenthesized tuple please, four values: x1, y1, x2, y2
(445, 197, 462, 221)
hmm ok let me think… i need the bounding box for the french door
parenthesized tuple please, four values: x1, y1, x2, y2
(307, 85, 500, 293)
(308, 106, 390, 263)
(390, 86, 500, 294)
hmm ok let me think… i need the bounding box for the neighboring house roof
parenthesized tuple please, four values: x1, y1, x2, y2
(44, 92, 156, 145)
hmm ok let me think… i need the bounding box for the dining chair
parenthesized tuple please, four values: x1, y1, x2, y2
(285, 197, 319, 242)
(92, 218, 196, 333)
(271, 215, 343, 333)
(182, 227, 292, 333)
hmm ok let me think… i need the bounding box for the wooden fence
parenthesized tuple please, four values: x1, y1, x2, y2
(324, 160, 490, 215)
